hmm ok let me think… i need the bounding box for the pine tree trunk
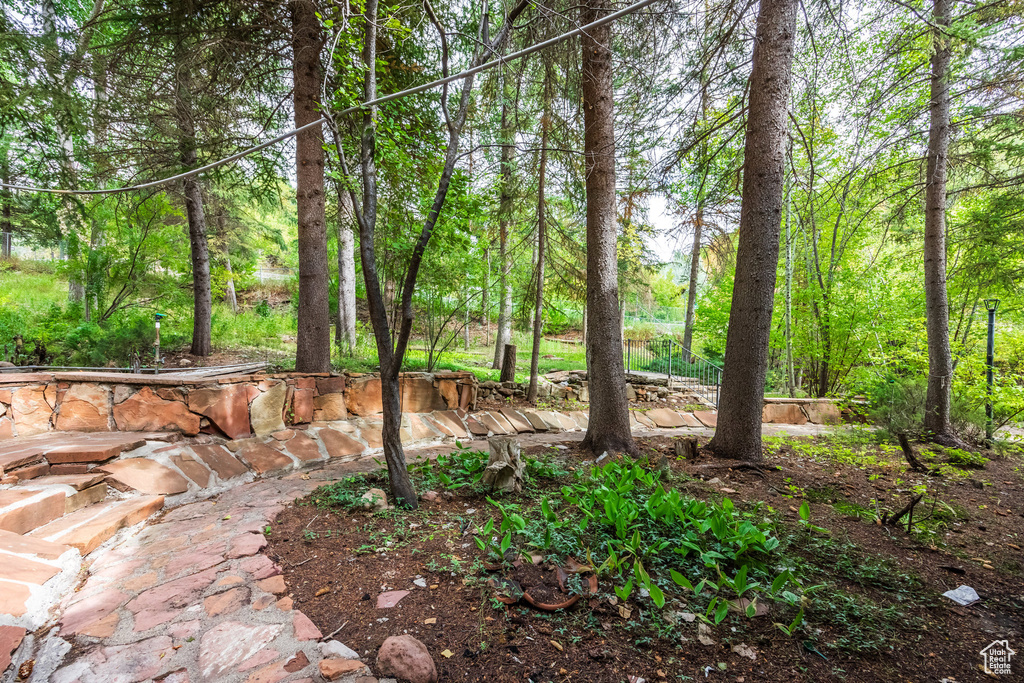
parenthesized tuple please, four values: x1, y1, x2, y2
(292, 0, 331, 373)
(923, 0, 957, 443)
(682, 204, 702, 353)
(1, 151, 11, 260)
(492, 93, 514, 369)
(173, 44, 212, 356)
(527, 82, 550, 403)
(579, 0, 637, 456)
(707, 0, 798, 462)
(784, 180, 796, 397)
(336, 192, 357, 355)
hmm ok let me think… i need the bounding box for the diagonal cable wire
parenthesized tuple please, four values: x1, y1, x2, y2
(3, 0, 662, 196)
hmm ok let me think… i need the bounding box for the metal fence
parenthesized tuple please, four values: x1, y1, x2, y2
(623, 338, 722, 407)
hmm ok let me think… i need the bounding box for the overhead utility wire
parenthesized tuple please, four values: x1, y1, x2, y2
(3, 0, 661, 196)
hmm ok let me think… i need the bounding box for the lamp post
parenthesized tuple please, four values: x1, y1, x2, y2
(985, 299, 1000, 444)
(154, 313, 166, 375)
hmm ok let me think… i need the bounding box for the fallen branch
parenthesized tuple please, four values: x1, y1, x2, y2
(882, 493, 924, 529)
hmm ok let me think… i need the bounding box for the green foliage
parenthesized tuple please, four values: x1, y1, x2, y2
(944, 447, 989, 469)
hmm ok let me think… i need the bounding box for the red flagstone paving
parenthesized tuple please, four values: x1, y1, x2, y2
(99, 458, 190, 495)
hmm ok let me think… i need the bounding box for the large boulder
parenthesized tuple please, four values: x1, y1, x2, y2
(187, 384, 251, 439)
(376, 635, 437, 683)
(806, 402, 841, 425)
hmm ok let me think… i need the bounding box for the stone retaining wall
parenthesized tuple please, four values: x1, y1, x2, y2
(0, 370, 478, 440)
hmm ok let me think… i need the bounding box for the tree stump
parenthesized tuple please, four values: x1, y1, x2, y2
(482, 436, 525, 493)
(500, 344, 517, 383)
(675, 437, 699, 460)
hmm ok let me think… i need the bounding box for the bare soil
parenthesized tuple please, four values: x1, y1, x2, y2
(264, 434, 1024, 682)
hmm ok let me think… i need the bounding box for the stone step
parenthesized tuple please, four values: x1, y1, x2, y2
(27, 495, 164, 555)
(0, 529, 79, 629)
(0, 489, 67, 534)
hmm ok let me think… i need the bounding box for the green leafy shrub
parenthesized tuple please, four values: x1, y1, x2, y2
(944, 447, 988, 469)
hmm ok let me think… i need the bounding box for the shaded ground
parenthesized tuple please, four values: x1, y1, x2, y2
(266, 432, 1024, 682)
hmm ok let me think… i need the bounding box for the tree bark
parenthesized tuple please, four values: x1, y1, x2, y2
(1, 150, 11, 259)
(492, 91, 514, 369)
(784, 178, 796, 397)
(579, 0, 637, 457)
(682, 204, 702, 353)
(707, 0, 798, 462)
(292, 0, 331, 373)
(923, 0, 957, 442)
(527, 87, 549, 403)
(173, 44, 212, 356)
(336, 191, 357, 355)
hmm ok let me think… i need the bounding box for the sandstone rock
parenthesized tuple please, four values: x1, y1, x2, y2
(29, 495, 164, 554)
(645, 408, 685, 428)
(625, 384, 637, 401)
(312, 393, 347, 422)
(376, 590, 409, 608)
(11, 385, 53, 436)
(113, 386, 200, 435)
(250, 381, 287, 436)
(236, 442, 293, 474)
(316, 376, 347, 395)
(112, 385, 135, 404)
(320, 658, 368, 681)
(199, 621, 283, 679)
(190, 444, 249, 480)
(0, 418, 11, 439)
(437, 379, 459, 409)
(283, 432, 324, 462)
(0, 489, 66, 534)
(0, 625, 25, 674)
(171, 454, 212, 488)
(761, 403, 807, 425)
(98, 458, 190, 495)
(376, 635, 438, 683)
(319, 429, 366, 458)
(55, 383, 111, 431)
(401, 377, 449, 413)
(425, 411, 470, 438)
(292, 610, 322, 640)
(319, 640, 360, 660)
(292, 387, 315, 423)
(187, 384, 251, 439)
(345, 377, 383, 416)
(805, 402, 841, 425)
(692, 410, 717, 428)
(404, 414, 441, 441)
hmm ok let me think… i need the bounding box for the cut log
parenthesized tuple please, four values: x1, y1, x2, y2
(674, 437, 699, 460)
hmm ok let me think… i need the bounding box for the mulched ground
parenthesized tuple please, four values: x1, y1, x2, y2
(264, 434, 1024, 682)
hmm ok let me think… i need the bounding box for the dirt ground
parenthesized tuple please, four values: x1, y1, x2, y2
(264, 433, 1024, 682)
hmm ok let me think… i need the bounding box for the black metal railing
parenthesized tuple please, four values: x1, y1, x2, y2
(623, 338, 722, 407)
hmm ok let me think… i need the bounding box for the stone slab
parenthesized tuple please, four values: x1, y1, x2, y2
(645, 408, 686, 428)
(693, 411, 717, 428)
(0, 580, 30, 617)
(44, 442, 123, 464)
(54, 383, 111, 432)
(498, 408, 535, 433)
(475, 413, 509, 435)
(24, 473, 106, 491)
(98, 459, 190, 495)
(426, 411, 470, 439)
(319, 429, 366, 458)
(251, 381, 287, 436)
(0, 552, 61, 584)
(521, 411, 549, 432)
(0, 529, 71, 561)
(191, 444, 249, 480)
(0, 447, 44, 475)
(0, 625, 26, 673)
(678, 412, 703, 428)
(762, 403, 807, 425)
(65, 483, 108, 513)
(0, 489, 67, 534)
(113, 386, 200, 435)
(171, 454, 212, 488)
(237, 442, 293, 475)
(282, 432, 323, 462)
(29, 495, 165, 555)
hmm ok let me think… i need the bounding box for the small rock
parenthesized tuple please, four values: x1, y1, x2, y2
(319, 640, 361, 660)
(319, 658, 368, 681)
(413, 578, 427, 588)
(421, 491, 439, 502)
(376, 591, 410, 609)
(697, 623, 715, 646)
(376, 635, 438, 683)
(362, 489, 388, 512)
(707, 477, 722, 485)
(731, 643, 757, 660)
